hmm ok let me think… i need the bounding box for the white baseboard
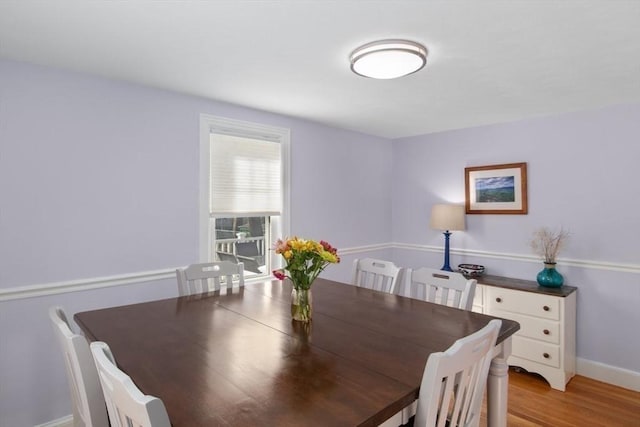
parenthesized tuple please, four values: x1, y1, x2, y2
(35, 414, 73, 427)
(577, 357, 640, 392)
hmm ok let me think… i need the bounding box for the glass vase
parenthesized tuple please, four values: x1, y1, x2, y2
(291, 287, 312, 322)
(536, 262, 564, 288)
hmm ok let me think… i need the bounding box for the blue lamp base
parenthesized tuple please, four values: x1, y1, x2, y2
(440, 230, 453, 272)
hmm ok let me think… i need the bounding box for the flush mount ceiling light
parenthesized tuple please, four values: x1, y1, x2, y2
(350, 39, 428, 79)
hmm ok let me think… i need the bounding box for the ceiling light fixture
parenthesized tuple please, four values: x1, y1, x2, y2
(350, 39, 428, 79)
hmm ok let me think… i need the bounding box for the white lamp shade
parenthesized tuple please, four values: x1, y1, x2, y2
(350, 39, 427, 79)
(430, 204, 466, 231)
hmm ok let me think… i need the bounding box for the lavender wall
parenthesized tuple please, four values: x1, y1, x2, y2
(0, 59, 391, 426)
(391, 103, 640, 374)
(288, 122, 393, 247)
(1, 58, 637, 426)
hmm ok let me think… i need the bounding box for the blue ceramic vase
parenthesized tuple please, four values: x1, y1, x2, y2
(537, 262, 564, 288)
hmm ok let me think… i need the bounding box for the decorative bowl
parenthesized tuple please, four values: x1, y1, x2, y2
(458, 264, 485, 279)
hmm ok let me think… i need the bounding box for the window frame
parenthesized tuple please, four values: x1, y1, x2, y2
(199, 114, 290, 277)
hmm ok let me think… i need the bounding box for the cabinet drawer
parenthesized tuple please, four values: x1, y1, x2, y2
(473, 284, 483, 307)
(512, 336, 560, 368)
(471, 285, 484, 313)
(486, 287, 560, 320)
(491, 308, 560, 344)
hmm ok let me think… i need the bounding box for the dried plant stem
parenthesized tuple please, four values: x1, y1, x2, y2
(529, 227, 569, 263)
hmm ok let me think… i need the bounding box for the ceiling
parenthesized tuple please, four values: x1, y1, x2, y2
(1, 1, 639, 139)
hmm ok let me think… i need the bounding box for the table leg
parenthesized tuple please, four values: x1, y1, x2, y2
(487, 338, 512, 427)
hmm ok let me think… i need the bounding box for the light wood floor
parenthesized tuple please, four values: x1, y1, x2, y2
(480, 368, 640, 426)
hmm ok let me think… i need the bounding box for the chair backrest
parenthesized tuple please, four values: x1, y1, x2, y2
(414, 319, 501, 427)
(176, 261, 245, 296)
(90, 341, 171, 427)
(234, 242, 264, 273)
(351, 258, 401, 294)
(216, 251, 239, 263)
(235, 241, 260, 257)
(49, 306, 109, 427)
(219, 249, 263, 274)
(403, 267, 476, 310)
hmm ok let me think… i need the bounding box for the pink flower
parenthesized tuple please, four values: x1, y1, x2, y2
(320, 240, 337, 254)
(273, 238, 289, 254)
(273, 269, 286, 280)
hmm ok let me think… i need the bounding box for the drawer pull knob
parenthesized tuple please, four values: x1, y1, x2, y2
(543, 305, 550, 311)
(543, 353, 550, 359)
(496, 297, 502, 303)
(543, 329, 550, 335)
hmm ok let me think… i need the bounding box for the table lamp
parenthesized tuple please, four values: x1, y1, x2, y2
(429, 204, 466, 271)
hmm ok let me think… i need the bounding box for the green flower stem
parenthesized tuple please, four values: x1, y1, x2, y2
(291, 287, 312, 322)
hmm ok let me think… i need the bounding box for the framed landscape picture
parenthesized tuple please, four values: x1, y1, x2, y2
(465, 162, 528, 214)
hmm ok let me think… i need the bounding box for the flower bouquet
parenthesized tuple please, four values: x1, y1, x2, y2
(273, 237, 340, 322)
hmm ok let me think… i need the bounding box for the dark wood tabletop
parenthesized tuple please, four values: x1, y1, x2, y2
(75, 278, 519, 427)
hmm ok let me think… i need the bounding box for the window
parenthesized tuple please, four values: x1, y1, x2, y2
(199, 115, 290, 279)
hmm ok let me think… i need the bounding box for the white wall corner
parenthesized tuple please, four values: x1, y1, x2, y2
(576, 357, 640, 392)
(35, 414, 73, 427)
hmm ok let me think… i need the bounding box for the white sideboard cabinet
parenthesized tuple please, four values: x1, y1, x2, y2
(472, 275, 577, 391)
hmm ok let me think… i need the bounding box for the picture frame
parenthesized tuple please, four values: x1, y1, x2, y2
(465, 162, 528, 214)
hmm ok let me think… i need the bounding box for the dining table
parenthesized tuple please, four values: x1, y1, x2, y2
(75, 277, 519, 427)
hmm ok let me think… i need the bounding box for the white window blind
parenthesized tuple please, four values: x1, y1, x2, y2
(210, 133, 281, 216)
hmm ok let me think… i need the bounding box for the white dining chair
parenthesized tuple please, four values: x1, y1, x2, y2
(413, 319, 501, 427)
(397, 268, 477, 424)
(49, 306, 109, 427)
(176, 261, 245, 296)
(401, 267, 476, 310)
(90, 341, 171, 427)
(351, 258, 402, 294)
